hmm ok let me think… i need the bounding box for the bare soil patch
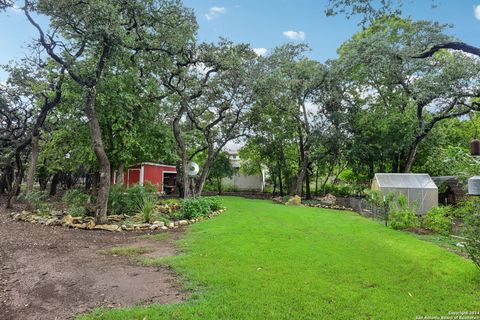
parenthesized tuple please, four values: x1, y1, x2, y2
(0, 197, 186, 320)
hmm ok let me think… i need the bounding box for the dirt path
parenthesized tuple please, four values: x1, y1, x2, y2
(0, 202, 186, 320)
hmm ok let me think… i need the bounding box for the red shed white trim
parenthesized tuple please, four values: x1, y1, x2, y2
(114, 162, 177, 193)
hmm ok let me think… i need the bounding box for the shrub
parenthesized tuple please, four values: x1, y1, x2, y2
(463, 210, 480, 270)
(285, 195, 302, 206)
(206, 197, 223, 211)
(19, 191, 49, 215)
(68, 205, 87, 217)
(302, 199, 323, 206)
(453, 198, 480, 219)
(180, 197, 223, 220)
(63, 189, 90, 206)
(421, 206, 453, 235)
(108, 184, 157, 216)
(62, 189, 92, 218)
(108, 185, 128, 215)
(388, 194, 418, 230)
(321, 183, 360, 197)
(135, 192, 157, 223)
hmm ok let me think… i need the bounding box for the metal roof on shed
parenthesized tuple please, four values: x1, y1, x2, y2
(374, 173, 437, 189)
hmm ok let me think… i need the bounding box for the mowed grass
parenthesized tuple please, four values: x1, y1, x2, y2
(80, 197, 480, 319)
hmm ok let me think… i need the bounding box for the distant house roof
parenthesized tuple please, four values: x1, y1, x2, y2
(374, 173, 437, 189)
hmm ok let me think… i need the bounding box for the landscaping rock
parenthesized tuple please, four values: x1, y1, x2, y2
(85, 220, 96, 230)
(178, 220, 189, 226)
(46, 218, 60, 226)
(152, 221, 165, 227)
(167, 222, 175, 228)
(50, 210, 64, 217)
(272, 197, 285, 204)
(319, 194, 336, 205)
(94, 224, 121, 232)
(71, 223, 87, 229)
(121, 225, 134, 231)
(107, 215, 124, 222)
(133, 224, 150, 231)
(62, 215, 74, 226)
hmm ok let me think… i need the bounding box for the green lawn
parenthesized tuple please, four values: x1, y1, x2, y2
(80, 197, 480, 320)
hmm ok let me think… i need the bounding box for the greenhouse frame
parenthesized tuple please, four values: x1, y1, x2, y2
(371, 173, 438, 215)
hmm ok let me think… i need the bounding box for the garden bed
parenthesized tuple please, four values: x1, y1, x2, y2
(10, 207, 225, 232)
(12, 189, 226, 232)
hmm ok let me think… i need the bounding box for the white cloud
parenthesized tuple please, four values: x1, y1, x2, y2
(253, 48, 268, 56)
(282, 30, 306, 41)
(475, 5, 480, 20)
(205, 6, 226, 20)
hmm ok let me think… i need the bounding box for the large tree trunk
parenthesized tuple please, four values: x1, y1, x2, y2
(305, 166, 311, 200)
(83, 87, 110, 224)
(401, 137, 422, 173)
(116, 162, 125, 185)
(0, 165, 13, 194)
(6, 152, 24, 209)
(391, 154, 399, 173)
(39, 173, 48, 191)
(25, 134, 40, 193)
(277, 162, 284, 197)
(217, 177, 222, 195)
(173, 102, 191, 199)
(174, 145, 191, 198)
(295, 149, 309, 196)
(195, 149, 218, 196)
(49, 172, 60, 196)
(179, 157, 191, 198)
(279, 146, 291, 195)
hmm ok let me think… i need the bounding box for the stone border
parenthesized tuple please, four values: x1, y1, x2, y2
(302, 203, 355, 212)
(10, 209, 226, 232)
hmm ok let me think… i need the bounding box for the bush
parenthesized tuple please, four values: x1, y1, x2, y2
(453, 198, 480, 219)
(285, 195, 302, 206)
(421, 206, 453, 235)
(135, 192, 157, 223)
(321, 183, 357, 197)
(62, 189, 91, 218)
(108, 184, 157, 216)
(68, 205, 87, 217)
(63, 189, 90, 206)
(388, 194, 418, 230)
(463, 210, 480, 270)
(180, 197, 223, 220)
(365, 190, 395, 207)
(19, 191, 50, 215)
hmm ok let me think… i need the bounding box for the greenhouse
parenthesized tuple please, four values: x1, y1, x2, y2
(371, 173, 438, 215)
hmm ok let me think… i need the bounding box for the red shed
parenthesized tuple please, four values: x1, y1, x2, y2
(113, 162, 177, 193)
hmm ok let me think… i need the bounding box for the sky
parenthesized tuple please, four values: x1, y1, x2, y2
(0, 0, 480, 81)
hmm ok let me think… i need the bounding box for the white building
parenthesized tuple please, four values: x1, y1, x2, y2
(221, 149, 265, 192)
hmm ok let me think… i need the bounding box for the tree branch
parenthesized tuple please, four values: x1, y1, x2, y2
(414, 42, 480, 58)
